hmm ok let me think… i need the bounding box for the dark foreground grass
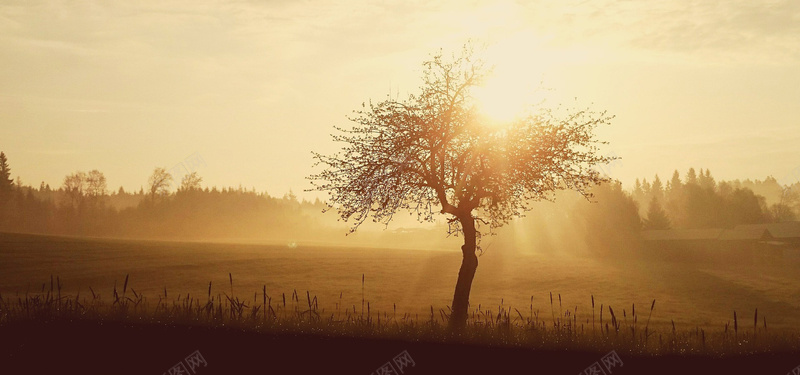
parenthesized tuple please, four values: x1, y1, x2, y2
(3, 276, 800, 374)
(6, 318, 800, 375)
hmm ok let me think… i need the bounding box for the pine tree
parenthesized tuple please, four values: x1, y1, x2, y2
(644, 196, 671, 230)
(0, 152, 12, 189)
(664, 169, 684, 226)
(668, 170, 682, 194)
(686, 168, 698, 186)
(0, 152, 13, 202)
(651, 174, 664, 201)
(633, 178, 644, 201)
(641, 178, 651, 197)
(699, 168, 716, 190)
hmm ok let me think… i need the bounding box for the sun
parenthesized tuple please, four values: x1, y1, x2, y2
(470, 32, 551, 125)
(472, 74, 535, 124)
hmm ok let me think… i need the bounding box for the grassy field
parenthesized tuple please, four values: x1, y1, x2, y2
(2, 231, 800, 330)
(3, 232, 800, 374)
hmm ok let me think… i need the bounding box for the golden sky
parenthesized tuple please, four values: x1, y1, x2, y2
(2, 0, 799, 198)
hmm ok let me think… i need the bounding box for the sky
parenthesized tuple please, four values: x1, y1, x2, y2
(1, 0, 799, 199)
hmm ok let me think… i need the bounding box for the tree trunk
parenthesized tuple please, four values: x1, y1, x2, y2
(448, 215, 478, 331)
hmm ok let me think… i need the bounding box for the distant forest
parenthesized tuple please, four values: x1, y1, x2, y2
(631, 169, 798, 230)
(1, 150, 798, 250)
(0, 151, 330, 242)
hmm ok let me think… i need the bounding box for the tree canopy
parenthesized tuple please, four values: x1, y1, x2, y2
(310, 46, 616, 244)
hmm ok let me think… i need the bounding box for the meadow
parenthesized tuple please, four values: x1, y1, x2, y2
(3, 232, 800, 330)
(3, 232, 800, 374)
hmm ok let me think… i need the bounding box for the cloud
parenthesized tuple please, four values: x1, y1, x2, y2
(628, 1, 800, 64)
(516, 0, 800, 65)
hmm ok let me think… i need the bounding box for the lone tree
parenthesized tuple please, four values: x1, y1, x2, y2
(310, 46, 616, 330)
(147, 167, 173, 200)
(62, 171, 88, 210)
(179, 172, 203, 192)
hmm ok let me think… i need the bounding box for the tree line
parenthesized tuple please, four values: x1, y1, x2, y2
(632, 168, 799, 230)
(1, 151, 797, 245)
(0, 151, 329, 241)
(489, 169, 800, 259)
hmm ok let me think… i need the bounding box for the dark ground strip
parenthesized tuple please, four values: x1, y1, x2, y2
(2, 320, 799, 375)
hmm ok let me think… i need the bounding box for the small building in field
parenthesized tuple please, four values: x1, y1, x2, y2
(641, 228, 725, 262)
(758, 221, 800, 245)
(642, 221, 800, 262)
